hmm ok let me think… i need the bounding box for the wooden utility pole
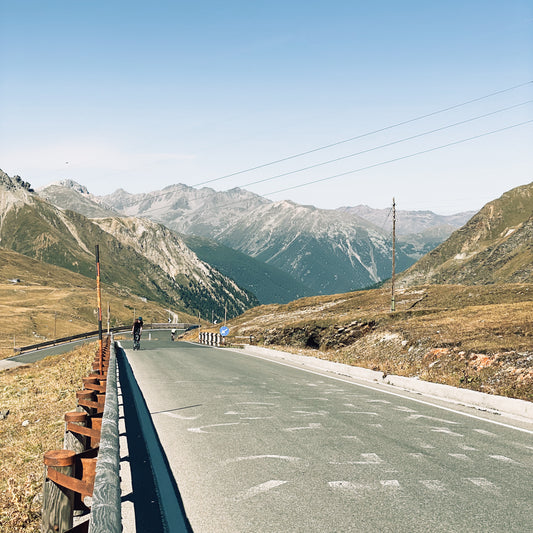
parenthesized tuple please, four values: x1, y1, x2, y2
(391, 198, 396, 312)
(95, 245, 103, 375)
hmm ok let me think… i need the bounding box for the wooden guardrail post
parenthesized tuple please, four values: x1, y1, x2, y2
(42, 450, 76, 532)
(64, 412, 88, 454)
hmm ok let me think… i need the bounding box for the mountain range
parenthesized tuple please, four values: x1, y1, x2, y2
(0, 167, 531, 317)
(41, 181, 472, 297)
(0, 170, 257, 320)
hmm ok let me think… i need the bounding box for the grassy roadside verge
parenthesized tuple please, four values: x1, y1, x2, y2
(0, 343, 95, 532)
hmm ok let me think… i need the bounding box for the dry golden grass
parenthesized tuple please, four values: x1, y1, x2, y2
(189, 284, 533, 401)
(0, 248, 199, 359)
(0, 343, 95, 532)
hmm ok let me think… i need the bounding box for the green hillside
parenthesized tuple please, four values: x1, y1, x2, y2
(398, 182, 533, 286)
(183, 234, 313, 304)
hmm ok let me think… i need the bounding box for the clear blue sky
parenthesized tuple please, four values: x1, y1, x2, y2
(1, 1, 532, 214)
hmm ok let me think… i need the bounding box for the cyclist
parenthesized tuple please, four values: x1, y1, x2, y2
(132, 316, 143, 350)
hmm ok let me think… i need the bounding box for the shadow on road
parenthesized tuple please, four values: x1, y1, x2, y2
(117, 346, 192, 533)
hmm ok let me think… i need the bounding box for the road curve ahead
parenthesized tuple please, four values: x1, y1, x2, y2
(123, 338, 533, 533)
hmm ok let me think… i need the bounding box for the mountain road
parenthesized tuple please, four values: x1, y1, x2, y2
(122, 338, 533, 533)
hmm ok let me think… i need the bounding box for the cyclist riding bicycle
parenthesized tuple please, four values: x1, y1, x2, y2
(132, 316, 143, 350)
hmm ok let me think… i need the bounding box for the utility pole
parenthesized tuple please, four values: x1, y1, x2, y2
(391, 198, 396, 312)
(95, 245, 103, 375)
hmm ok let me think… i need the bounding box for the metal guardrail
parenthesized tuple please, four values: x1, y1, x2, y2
(15, 323, 200, 354)
(89, 339, 120, 533)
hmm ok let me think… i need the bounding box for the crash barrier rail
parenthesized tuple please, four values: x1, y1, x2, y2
(15, 323, 199, 354)
(41, 335, 121, 533)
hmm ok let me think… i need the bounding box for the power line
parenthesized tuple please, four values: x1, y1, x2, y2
(234, 100, 532, 191)
(263, 120, 533, 198)
(117, 89, 532, 212)
(191, 81, 532, 188)
(128, 119, 532, 218)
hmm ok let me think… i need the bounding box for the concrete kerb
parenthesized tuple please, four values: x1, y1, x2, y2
(233, 344, 533, 424)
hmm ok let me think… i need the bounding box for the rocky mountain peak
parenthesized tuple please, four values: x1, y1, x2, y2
(54, 179, 90, 195)
(0, 169, 35, 193)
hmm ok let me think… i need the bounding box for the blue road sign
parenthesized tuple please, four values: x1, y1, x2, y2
(220, 326, 229, 337)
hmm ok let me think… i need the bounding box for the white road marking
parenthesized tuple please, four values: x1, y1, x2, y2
(329, 453, 383, 465)
(394, 406, 418, 413)
(160, 411, 201, 421)
(380, 480, 400, 488)
(489, 455, 518, 464)
(449, 453, 471, 461)
(241, 351, 533, 434)
(284, 423, 322, 432)
(458, 444, 477, 451)
(223, 455, 301, 465)
(466, 478, 498, 490)
(416, 441, 435, 449)
(367, 399, 391, 404)
(431, 427, 464, 437)
(234, 480, 287, 502)
(342, 435, 362, 442)
(329, 480, 400, 494)
(420, 480, 446, 492)
(408, 453, 424, 459)
(292, 410, 329, 417)
(237, 402, 277, 406)
(408, 414, 459, 424)
(473, 429, 497, 436)
(302, 397, 330, 401)
(188, 422, 241, 433)
(340, 411, 379, 416)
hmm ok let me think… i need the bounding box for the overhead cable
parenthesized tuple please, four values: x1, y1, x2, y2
(264, 120, 533, 197)
(236, 100, 532, 190)
(191, 81, 532, 187)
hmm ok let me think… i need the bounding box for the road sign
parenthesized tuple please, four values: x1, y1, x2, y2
(220, 326, 229, 337)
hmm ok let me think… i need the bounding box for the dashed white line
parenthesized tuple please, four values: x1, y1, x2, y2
(188, 422, 241, 433)
(223, 455, 301, 465)
(234, 480, 288, 502)
(489, 455, 518, 464)
(420, 480, 446, 492)
(449, 453, 470, 461)
(431, 427, 464, 437)
(329, 453, 383, 465)
(284, 423, 322, 432)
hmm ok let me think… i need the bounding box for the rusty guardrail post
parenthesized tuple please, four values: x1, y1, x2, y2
(42, 450, 76, 532)
(64, 412, 88, 454)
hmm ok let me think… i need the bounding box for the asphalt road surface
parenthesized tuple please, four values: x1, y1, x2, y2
(123, 338, 533, 533)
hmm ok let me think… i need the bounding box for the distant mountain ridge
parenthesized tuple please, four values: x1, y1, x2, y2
(338, 204, 475, 235)
(98, 183, 417, 294)
(0, 170, 257, 319)
(38, 180, 312, 303)
(397, 182, 533, 286)
(38, 178, 477, 296)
